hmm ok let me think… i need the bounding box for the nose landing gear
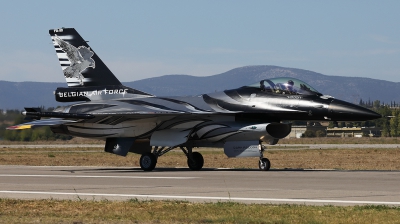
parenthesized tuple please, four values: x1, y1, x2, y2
(259, 158, 271, 171)
(258, 143, 271, 171)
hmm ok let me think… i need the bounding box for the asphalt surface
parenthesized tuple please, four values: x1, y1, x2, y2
(0, 165, 399, 206)
(2, 144, 400, 149)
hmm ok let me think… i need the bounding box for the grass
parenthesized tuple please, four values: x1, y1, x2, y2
(0, 198, 400, 223)
(1, 146, 400, 170)
(279, 137, 400, 144)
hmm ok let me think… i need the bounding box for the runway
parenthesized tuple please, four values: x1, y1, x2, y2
(0, 165, 399, 206)
(2, 144, 400, 149)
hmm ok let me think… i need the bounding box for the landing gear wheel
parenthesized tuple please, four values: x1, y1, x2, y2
(187, 152, 204, 171)
(140, 153, 157, 171)
(259, 158, 271, 171)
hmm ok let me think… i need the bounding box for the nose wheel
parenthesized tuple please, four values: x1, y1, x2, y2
(259, 158, 271, 171)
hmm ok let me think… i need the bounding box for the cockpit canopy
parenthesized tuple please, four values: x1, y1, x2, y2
(245, 77, 321, 96)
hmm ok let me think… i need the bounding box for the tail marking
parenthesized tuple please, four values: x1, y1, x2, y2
(53, 34, 95, 86)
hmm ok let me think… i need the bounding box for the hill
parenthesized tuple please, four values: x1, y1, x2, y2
(1, 65, 398, 109)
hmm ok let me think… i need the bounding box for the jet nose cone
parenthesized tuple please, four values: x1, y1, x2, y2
(329, 100, 381, 121)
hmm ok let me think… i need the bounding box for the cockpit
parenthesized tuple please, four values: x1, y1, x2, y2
(244, 77, 321, 96)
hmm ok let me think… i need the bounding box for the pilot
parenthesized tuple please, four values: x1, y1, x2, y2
(286, 80, 295, 94)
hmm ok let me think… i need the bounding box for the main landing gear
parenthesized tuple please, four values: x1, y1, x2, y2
(181, 147, 204, 171)
(258, 143, 271, 171)
(139, 146, 204, 171)
(139, 153, 157, 171)
(139, 144, 269, 171)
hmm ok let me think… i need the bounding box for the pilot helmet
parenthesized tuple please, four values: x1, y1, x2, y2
(287, 80, 294, 86)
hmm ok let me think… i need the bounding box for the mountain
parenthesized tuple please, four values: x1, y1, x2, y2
(0, 81, 67, 110)
(129, 65, 400, 104)
(1, 65, 399, 109)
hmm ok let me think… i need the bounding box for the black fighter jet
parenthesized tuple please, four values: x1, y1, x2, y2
(7, 28, 381, 171)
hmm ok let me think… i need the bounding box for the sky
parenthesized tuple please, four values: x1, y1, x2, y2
(0, 0, 399, 83)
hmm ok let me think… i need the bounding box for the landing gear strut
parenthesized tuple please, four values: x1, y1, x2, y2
(138, 146, 204, 171)
(258, 143, 271, 171)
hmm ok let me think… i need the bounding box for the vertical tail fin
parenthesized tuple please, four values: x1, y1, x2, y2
(49, 28, 122, 87)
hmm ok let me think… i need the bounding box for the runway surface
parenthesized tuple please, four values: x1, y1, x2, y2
(0, 165, 399, 206)
(1, 144, 400, 149)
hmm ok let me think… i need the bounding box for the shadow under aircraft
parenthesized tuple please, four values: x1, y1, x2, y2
(7, 28, 381, 171)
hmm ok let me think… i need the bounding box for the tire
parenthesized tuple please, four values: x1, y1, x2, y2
(187, 152, 204, 171)
(140, 153, 157, 171)
(259, 158, 271, 171)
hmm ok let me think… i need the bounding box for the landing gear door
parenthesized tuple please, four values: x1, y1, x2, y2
(224, 141, 260, 158)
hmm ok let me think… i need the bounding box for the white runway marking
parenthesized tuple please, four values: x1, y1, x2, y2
(1, 190, 400, 205)
(0, 174, 197, 179)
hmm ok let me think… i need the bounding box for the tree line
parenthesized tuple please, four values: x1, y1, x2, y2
(351, 100, 400, 137)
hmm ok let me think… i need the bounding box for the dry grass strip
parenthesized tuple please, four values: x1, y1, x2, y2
(0, 198, 400, 223)
(2, 137, 400, 146)
(1, 147, 400, 170)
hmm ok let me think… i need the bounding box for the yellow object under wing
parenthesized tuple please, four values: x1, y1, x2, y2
(6, 125, 33, 130)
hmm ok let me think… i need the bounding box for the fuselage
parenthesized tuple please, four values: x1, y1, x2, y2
(49, 78, 381, 146)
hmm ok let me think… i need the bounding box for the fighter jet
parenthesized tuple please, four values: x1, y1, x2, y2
(7, 28, 381, 171)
